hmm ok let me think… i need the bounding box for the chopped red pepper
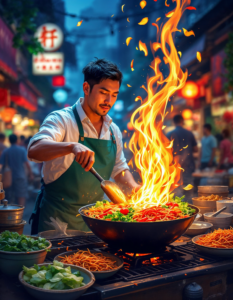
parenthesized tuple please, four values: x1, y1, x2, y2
(120, 208, 129, 215)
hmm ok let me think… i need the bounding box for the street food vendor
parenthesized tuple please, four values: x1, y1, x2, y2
(28, 58, 140, 234)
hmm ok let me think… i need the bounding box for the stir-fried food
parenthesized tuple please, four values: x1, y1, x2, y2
(195, 195, 224, 201)
(195, 228, 233, 249)
(59, 249, 118, 271)
(83, 197, 196, 222)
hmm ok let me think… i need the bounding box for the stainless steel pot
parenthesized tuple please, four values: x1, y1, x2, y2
(0, 199, 24, 225)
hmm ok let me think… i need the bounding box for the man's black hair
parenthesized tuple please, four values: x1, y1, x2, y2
(204, 123, 212, 132)
(82, 58, 123, 92)
(20, 135, 25, 141)
(173, 114, 184, 125)
(0, 133, 5, 140)
(9, 134, 17, 145)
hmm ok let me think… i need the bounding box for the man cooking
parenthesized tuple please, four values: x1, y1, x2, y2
(28, 58, 140, 234)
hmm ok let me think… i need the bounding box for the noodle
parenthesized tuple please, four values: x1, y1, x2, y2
(196, 228, 233, 249)
(59, 249, 118, 271)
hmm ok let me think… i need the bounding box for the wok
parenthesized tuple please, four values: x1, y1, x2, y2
(79, 204, 199, 253)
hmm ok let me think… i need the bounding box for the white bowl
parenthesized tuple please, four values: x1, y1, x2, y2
(217, 200, 233, 214)
(186, 221, 213, 236)
(204, 212, 233, 230)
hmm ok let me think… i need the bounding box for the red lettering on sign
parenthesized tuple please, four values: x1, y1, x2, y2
(39, 26, 58, 48)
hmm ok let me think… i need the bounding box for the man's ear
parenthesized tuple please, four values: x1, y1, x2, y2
(83, 82, 90, 96)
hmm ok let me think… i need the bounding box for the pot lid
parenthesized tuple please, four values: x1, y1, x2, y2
(0, 199, 24, 210)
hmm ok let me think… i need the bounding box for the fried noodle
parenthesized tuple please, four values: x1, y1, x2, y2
(196, 228, 233, 249)
(59, 249, 118, 271)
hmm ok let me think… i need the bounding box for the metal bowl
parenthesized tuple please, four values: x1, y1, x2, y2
(79, 204, 199, 253)
(18, 263, 95, 300)
(185, 221, 213, 236)
(192, 234, 233, 257)
(0, 237, 51, 276)
(54, 249, 124, 280)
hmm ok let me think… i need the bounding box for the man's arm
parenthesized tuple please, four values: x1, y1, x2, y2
(28, 139, 95, 171)
(209, 148, 216, 167)
(114, 169, 140, 192)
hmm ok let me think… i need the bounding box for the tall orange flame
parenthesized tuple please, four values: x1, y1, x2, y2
(128, 0, 189, 208)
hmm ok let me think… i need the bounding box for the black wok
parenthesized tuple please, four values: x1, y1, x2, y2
(79, 204, 199, 253)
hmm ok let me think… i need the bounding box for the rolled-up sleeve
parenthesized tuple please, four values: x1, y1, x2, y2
(27, 111, 66, 163)
(111, 125, 129, 178)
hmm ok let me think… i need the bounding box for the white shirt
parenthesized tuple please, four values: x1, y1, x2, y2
(28, 98, 129, 184)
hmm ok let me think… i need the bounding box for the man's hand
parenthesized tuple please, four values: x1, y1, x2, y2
(72, 143, 95, 171)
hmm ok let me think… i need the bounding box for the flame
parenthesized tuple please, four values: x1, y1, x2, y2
(196, 51, 201, 62)
(127, 18, 130, 22)
(126, 37, 133, 46)
(138, 17, 149, 25)
(183, 28, 195, 37)
(178, 51, 182, 57)
(128, 0, 189, 208)
(127, 84, 132, 87)
(156, 17, 161, 22)
(183, 184, 194, 190)
(131, 59, 134, 71)
(111, 15, 114, 17)
(165, 0, 170, 7)
(139, 41, 148, 56)
(140, 0, 147, 9)
(77, 20, 83, 26)
(121, 4, 125, 12)
(186, 6, 196, 10)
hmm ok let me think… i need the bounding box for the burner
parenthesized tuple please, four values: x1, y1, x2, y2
(102, 245, 193, 268)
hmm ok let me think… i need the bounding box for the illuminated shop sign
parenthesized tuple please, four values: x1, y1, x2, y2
(32, 53, 64, 75)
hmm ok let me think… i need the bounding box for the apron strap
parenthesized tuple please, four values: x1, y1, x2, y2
(72, 104, 85, 142)
(72, 104, 116, 144)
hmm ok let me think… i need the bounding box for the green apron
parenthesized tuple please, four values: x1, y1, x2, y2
(30, 104, 117, 233)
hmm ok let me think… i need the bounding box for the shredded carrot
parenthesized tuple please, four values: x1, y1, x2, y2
(196, 228, 233, 249)
(59, 249, 118, 271)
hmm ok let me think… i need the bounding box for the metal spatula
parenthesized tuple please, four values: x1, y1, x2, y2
(89, 167, 127, 204)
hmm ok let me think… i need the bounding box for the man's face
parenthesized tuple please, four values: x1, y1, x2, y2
(203, 127, 209, 136)
(83, 79, 120, 116)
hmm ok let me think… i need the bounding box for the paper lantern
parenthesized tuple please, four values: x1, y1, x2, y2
(0, 107, 17, 123)
(182, 109, 193, 120)
(180, 81, 199, 99)
(223, 111, 233, 123)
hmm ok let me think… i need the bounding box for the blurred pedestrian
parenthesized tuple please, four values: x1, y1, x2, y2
(218, 129, 233, 169)
(0, 134, 33, 206)
(19, 135, 26, 147)
(167, 115, 198, 202)
(199, 124, 217, 170)
(0, 133, 7, 156)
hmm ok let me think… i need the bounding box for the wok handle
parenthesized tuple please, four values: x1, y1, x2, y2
(89, 167, 104, 183)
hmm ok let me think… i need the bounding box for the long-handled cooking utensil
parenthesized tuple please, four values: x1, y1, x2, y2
(210, 206, 226, 217)
(89, 167, 127, 204)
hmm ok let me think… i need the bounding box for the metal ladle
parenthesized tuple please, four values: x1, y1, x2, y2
(210, 206, 227, 217)
(89, 167, 127, 204)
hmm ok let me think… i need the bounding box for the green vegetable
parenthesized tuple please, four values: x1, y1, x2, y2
(0, 231, 50, 252)
(22, 260, 85, 290)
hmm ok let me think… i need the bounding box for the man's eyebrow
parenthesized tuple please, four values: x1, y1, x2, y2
(99, 87, 119, 94)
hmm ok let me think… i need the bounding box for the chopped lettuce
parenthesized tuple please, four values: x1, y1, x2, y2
(0, 231, 50, 252)
(22, 260, 85, 290)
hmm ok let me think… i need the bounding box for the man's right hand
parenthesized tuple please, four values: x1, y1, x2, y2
(71, 143, 95, 171)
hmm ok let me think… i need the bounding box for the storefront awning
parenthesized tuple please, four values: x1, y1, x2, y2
(8, 82, 39, 112)
(181, 35, 206, 67)
(0, 18, 17, 80)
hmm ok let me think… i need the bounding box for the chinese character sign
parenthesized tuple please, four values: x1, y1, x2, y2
(35, 23, 63, 52)
(32, 53, 64, 75)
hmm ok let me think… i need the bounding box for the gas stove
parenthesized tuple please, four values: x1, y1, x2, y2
(2, 233, 233, 300)
(43, 233, 233, 300)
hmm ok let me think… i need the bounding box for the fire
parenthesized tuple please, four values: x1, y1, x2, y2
(128, 0, 189, 208)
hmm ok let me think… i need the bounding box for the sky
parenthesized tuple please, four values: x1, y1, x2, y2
(63, 0, 121, 99)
